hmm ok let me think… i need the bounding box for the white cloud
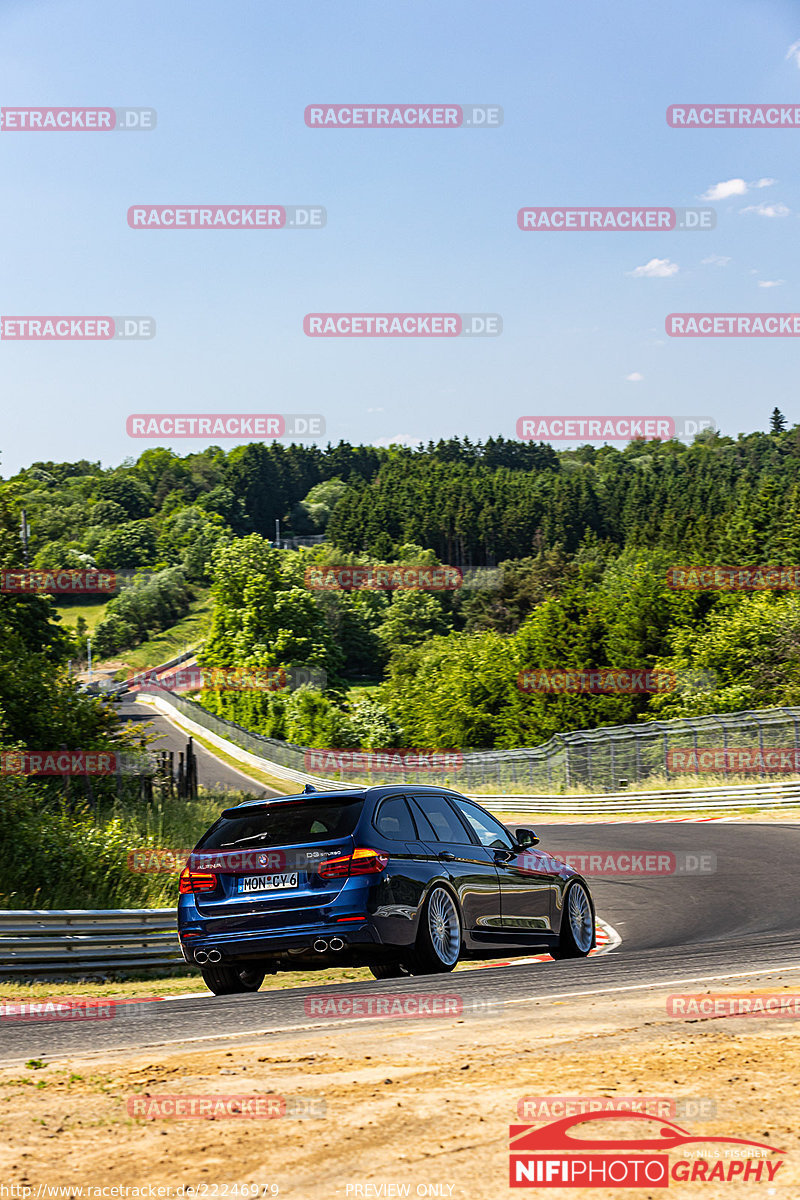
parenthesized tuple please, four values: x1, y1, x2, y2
(628, 258, 679, 278)
(700, 177, 775, 202)
(626, 372, 644, 382)
(757, 279, 785, 288)
(366, 406, 384, 413)
(741, 202, 790, 218)
(701, 178, 748, 201)
(786, 39, 800, 68)
(701, 254, 731, 267)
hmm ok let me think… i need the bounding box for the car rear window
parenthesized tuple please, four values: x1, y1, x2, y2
(195, 798, 365, 850)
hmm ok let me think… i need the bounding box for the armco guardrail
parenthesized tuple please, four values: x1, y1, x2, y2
(487, 779, 800, 813)
(0, 909, 180, 975)
(136, 689, 800, 814)
(100, 647, 198, 696)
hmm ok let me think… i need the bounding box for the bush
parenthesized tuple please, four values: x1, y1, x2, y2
(94, 520, 158, 569)
(0, 778, 238, 908)
(93, 568, 192, 658)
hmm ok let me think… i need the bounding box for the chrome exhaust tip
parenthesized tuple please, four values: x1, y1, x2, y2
(313, 938, 329, 953)
(329, 937, 345, 951)
(206, 949, 222, 963)
(194, 949, 209, 964)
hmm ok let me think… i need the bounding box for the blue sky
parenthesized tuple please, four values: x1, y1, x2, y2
(1, 0, 800, 474)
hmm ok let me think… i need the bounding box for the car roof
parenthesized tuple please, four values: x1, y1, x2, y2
(224, 783, 465, 814)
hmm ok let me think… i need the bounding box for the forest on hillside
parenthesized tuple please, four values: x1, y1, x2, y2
(3, 421, 800, 750)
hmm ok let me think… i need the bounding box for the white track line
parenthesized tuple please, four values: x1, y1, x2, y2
(469, 917, 622, 969)
(4, 961, 800, 1066)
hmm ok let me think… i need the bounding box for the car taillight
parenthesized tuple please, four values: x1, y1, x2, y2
(318, 847, 389, 880)
(179, 869, 218, 894)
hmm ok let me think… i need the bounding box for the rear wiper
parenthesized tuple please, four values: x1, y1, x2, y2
(217, 834, 273, 847)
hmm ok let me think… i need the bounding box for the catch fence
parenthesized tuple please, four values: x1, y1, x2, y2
(137, 688, 800, 793)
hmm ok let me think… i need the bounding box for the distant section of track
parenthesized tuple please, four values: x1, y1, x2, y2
(4, 823, 798, 1063)
(118, 697, 278, 796)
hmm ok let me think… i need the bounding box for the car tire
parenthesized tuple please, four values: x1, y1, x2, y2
(200, 963, 266, 995)
(412, 885, 463, 974)
(368, 961, 413, 980)
(550, 881, 594, 959)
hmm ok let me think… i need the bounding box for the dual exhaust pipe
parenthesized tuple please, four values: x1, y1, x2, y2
(194, 948, 222, 964)
(196, 939, 345, 964)
(314, 937, 345, 953)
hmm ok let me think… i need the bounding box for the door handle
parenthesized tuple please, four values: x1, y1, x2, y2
(437, 851, 456, 861)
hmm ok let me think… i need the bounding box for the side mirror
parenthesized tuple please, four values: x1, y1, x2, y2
(515, 827, 540, 849)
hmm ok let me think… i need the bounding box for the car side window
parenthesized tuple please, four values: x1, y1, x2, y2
(408, 794, 475, 845)
(374, 796, 418, 841)
(451, 798, 515, 851)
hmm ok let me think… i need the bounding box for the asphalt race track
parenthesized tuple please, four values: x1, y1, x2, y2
(118, 696, 279, 797)
(3, 822, 799, 1064)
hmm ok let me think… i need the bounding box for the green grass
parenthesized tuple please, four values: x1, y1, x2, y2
(346, 683, 383, 700)
(53, 599, 110, 633)
(107, 590, 213, 676)
(0, 783, 248, 910)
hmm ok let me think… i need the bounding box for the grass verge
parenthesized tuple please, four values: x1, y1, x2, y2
(107, 591, 213, 677)
(53, 599, 110, 633)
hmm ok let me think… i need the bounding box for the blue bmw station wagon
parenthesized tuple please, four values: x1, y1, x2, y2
(178, 785, 595, 994)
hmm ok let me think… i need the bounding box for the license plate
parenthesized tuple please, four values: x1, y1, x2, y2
(237, 873, 299, 893)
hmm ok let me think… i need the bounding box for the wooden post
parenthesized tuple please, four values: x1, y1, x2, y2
(187, 738, 198, 798)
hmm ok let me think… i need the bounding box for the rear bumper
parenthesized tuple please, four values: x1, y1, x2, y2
(179, 921, 381, 965)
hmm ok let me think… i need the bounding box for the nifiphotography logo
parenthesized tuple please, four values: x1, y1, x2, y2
(509, 1112, 785, 1187)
